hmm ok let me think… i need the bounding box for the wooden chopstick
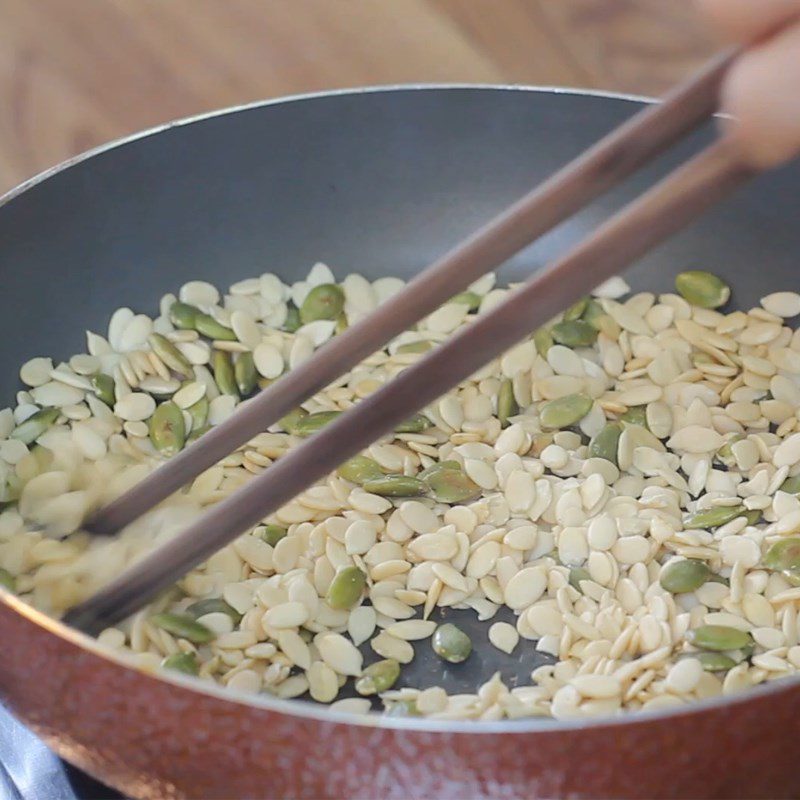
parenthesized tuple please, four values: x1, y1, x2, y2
(85, 49, 735, 538)
(65, 132, 756, 635)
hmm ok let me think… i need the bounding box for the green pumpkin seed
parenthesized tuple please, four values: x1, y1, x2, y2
(195, 313, 237, 341)
(394, 414, 430, 433)
(396, 340, 432, 355)
(783, 567, 800, 587)
(161, 652, 199, 676)
(563, 296, 589, 321)
(418, 460, 461, 480)
(0, 568, 15, 592)
(497, 379, 518, 428)
(169, 301, 201, 330)
(326, 566, 366, 610)
(695, 652, 736, 672)
(186, 597, 242, 624)
(780, 475, 800, 495)
(186, 393, 209, 430)
(148, 401, 186, 457)
(279, 407, 308, 434)
(234, 352, 258, 396)
(186, 425, 210, 444)
(338, 455, 384, 484)
(715, 434, 744, 467)
(148, 333, 193, 378)
(300, 284, 345, 323)
(620, 406, 648, 428)
(675, 270, 731, 309)
(687, 624, 752, 652)
(424, 464, 480, 503)
(283, 303, 302, 333)
(533, 327, 553, 357)
(450, 291, 481, 311)
(335, 313, 349, 335)
(212, 351, 238, 396)
(551, 319, 598, 348)
(659, 559, 711, 594)
(259, 524, 288, 547)
(91, 373, 116, 406)
(743, 509, 761, 526)
(387, 698, 420, 717)
(582, 300, 620, 336)
(150, 612, 215, 643)
(355, 658, 401, 695)
(10, 407, 60, 444)
(568, 567, 591, 592)
(588, 422, 623, 465)
(293, 411, 341, 437)
(764, 538, 800, 572)
(432, 623, 472, 663)
(363, 475, 427, 497)
(685, 505, 746, 529)
(539, 393, 593, 430)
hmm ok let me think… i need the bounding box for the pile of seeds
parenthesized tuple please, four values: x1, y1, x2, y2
(4, 263, 800, 720)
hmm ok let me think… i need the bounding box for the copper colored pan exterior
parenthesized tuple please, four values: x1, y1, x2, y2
(1, 87, 800, 798)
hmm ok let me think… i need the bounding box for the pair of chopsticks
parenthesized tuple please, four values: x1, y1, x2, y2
(65, 50, 757, 635)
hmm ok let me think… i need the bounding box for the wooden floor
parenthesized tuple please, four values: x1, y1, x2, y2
(0, 0, 716, 193)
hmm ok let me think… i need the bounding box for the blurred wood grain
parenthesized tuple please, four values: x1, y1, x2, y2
(0, 0, 716, 192)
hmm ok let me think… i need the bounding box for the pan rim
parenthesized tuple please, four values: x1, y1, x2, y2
(1, 83, 789, 736)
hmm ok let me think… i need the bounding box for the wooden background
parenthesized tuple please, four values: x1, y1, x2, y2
(0, 0, 716, 194)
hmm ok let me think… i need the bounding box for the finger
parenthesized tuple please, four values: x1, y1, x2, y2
(698, 0, 800, 43)
(720, 22, 800, 167)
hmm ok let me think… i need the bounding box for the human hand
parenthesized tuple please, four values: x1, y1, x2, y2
(698, 0, 800, 167)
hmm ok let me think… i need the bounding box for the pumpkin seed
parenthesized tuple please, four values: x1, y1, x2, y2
(687, 624, 751, 651)
(685, 505, 746, 529)
(0, 568, 15, 592)
(279, 407, 308, 435)
(335, 314, 348, 335)
(169, 301, 200, 330)
(195, 313, 237, 341)
(394, 414, 430, 433)
(10, 407, 59, 444)
(186, 597, 243, 624)
(743, 509, 761, 526)
(783, 568, 800, 587)
(161, 652, 199, 676)
(338, 456, 384, 484)
(620, 406, 648, 429)
(431, 623, 472, 663)
(563, 296, 589, 321)
(396, 340, 432, 355)
(234, 352, 258, 396)
(326, 566, 367, 609)
(387, 698, 420, 717)
(212, 351, 238, 396)
(283, 303, 301, 333)
(695, 652, 736, 672)
(294, 411, 341, 437)
(716, 434, 744, 467)
(300, 284, 345, 323)
(588, 422, 623, 465)
(675, 270, 730, 309)
(660, 559, 711, 594)
(780, 475, 800, 495)
(551, 319, 598, 348)
(186, 393, 209, 430)
(581, 299, 608, 329)
(764, 538, 800, 572)
(418, 460, 461, 480)
(259, 524, 288, 547)
(362, 475, 428, 497)
(497, 379, 518, 428)
(150, 612, 215, 644)
(450, 291, 481, 311)
(533, 327, 553, 357)
(355, 658, 401, 695)
(568, 567, 591, 592)
(539, 393, 592, 429)
(148, 401, 186, 457)
(148, 333, 193, 378)
(424, 464, 480, 503)
(91, 373, 116, 406)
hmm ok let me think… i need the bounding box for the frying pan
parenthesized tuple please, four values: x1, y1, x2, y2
(0, 86, 799, 800)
